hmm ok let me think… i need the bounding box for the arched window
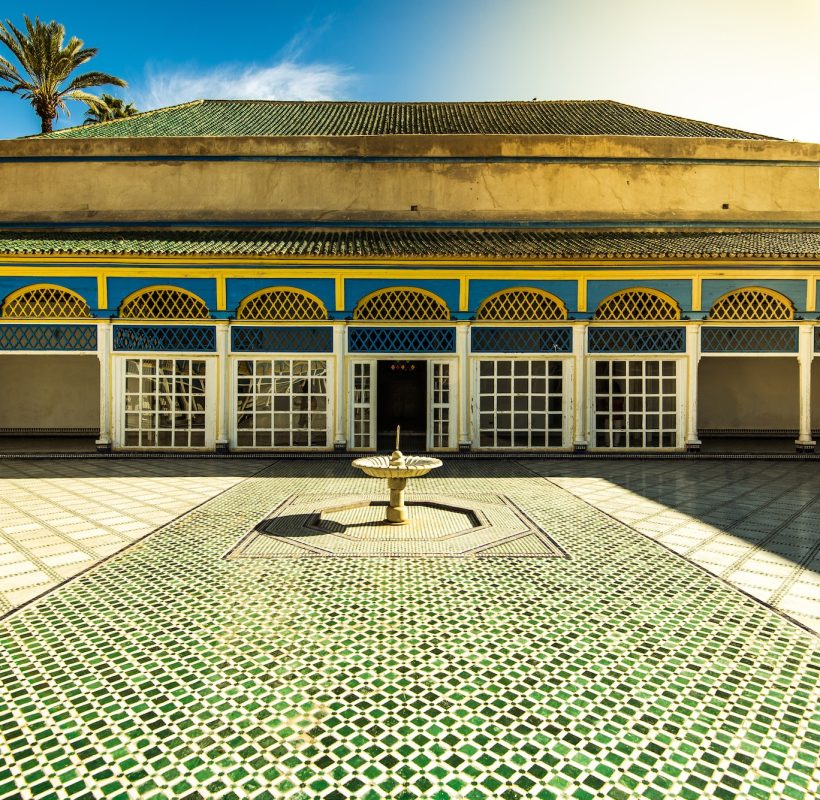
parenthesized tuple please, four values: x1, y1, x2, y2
(708, 287, 794, 321)
(476, 288, 567, 321)
(119, 287, 209, 319)
(353, 287, 450, 321)
(594, 288, 680, 321)
(2, 284, 92, 318)
(237, 288, 327, 320)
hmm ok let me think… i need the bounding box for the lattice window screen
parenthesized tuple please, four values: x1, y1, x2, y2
(353, 289, 449, 321)
(3, 286, 92, 319)
(594, 290, 680, 321)
(237, 289, 327, 320)
(476, 289, 566, 321)
(708, 288, 794, 321)
(119, 288, 209, 319)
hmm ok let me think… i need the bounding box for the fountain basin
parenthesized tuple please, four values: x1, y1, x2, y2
(352, 453, 443, 479)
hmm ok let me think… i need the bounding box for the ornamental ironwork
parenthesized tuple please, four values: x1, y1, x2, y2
(475, 288, 567, 321)
(2, 285, 92, 319)
(232, 326, 333, 352)
(701, 327, 798, 353)
(113, 325, 216, 352)
(236, 288, 327, 321)
(348, 327, 456, 353)
(353, 288, 450, 321)
(471, 327, 572, 353)
(588, 327, 685, 353)
(594, 289, 681, 321)
(119, 287, 210, 319)
(0, 324, 97, 350)
(707, 287, 795, 321)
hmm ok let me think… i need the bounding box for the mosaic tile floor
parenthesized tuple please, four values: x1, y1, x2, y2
(0, 459, 273, 615)
(529, 459, 820, 634)
(0, 459, 817, 800)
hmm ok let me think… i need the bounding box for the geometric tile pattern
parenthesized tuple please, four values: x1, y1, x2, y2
(347, 327, 456, 353)
(237, 289, 328, 321)
(708, 287, 795, 321)
(701, 326, 798, 353)
(536, 458, 820, 633)
(229, 493, 567, 558)
(1, 285, 92, 318)
(587, 326, 686, 353)
(0, 458, 272, 615)
(0, 324, 97, 351)
(231, 326, 334, 353)
(0, 460, 816, 800)
(470, 326, 572, 353)
(118, 287, 210, 319)
(353, 288, 450, 321)
(475, 288, 567, 321)
(593, 288, 681, 320)
(113, 324, 217, 352)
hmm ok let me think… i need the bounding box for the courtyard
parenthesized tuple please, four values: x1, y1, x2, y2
(0, 457, 817, 799)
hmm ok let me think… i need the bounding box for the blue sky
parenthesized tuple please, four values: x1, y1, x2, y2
(1, 0, 819, 140)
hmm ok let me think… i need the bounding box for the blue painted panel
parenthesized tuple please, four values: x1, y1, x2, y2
(468, 280, 577, 313)
(348, 327, 456, 353)
(701, 279, 807, 313)
(0, 324, 97, 351)
(226, 278, 335, 314)
(703, 327, 798, 353)
(232, 326, 333, 353)
(107, 278, 217, 313)
(344, 279, 459, 314)
(588, 327, 685, 353)
(0, 277, 98, 312)
(587, 280, 692, 314)
(113, 325, 216, 352)
(471, 327, 572, 353)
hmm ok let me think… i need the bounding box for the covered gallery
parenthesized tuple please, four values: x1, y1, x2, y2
(1, 99, 819, 452)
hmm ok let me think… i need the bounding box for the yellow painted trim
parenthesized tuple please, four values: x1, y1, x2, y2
(577, 278, 587, 313)
(335, 276, 345, 312)
(808, 278, 817, 313)
(235, 286, 328, 320)
(475, 286, 568, 321)
(691, 276, 702, 312)
(353, 285, 450, 320)
(97, 275, 107, 310)
(706, 285, 796, 320)
(216, 276, 226, 311)
(459, 278, 469, 312)
(1, 282, 93, 318)
(594, 287, 681, 321)
(119, 284, 210, 319)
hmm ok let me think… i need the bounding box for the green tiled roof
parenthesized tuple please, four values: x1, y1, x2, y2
(36, 99, 775, 139)
(0, 228, 816, 258)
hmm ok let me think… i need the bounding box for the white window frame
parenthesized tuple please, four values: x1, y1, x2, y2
(428, 358, 458, 451)
(349, 358, 377, 450)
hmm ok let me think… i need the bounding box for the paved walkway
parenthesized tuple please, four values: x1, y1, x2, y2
(0, 458, 817, 800)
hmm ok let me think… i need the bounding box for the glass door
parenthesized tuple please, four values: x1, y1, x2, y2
(350, 360, 376, 449)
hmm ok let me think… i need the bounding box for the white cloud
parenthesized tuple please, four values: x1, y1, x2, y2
(137, 60, 351, 109)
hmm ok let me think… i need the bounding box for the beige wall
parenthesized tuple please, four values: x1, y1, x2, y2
(2, 135, 820, 223)
(0, 355, 99, 429)
(699, 357, 798, 430)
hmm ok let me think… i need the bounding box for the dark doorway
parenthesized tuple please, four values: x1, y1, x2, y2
(377, 360, 427, 451)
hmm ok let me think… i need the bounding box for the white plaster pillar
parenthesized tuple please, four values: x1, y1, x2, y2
(795, 323, 815, 451)
(215, 321, 231, 453)
(684, 323, 702, 451)
(572, 323, 588, 450)
(95, 320, 112, 452)
(456, 322, 470, 450)
(333, 322, 347, 450)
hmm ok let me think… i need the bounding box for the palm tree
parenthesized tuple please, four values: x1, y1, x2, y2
(0, 16, 126, 134)
(84, 93, 138, 124)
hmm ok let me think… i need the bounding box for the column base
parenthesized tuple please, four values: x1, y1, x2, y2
(94, 439, 112, 454)
(795, 439, 816, 453)
(459, 441, 471, 453)
(334, 441, 347, 452)
(215, 439, 229, 455)
(685, 438, 702, 453)
(573, 442, 588, 453)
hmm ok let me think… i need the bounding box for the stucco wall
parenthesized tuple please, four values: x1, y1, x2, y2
(698, 357, 798, 430)
(0, 355, 99, 429)
(1, 135, 820, 223)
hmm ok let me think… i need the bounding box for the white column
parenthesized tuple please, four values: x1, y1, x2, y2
(456, 322, 470, 450)
(572, 323, 588, 450)
(685, 323, 702, 451)
(215, 321, 230, 453)
(95, 321, 112, 452)
(333, 322, 346, 449)
(796, 323, 815, 451)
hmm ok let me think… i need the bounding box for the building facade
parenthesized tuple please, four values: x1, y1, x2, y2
(2, 100, 820, 453)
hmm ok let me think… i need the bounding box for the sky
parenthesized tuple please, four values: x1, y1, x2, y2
(0, 0, 818, 140)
